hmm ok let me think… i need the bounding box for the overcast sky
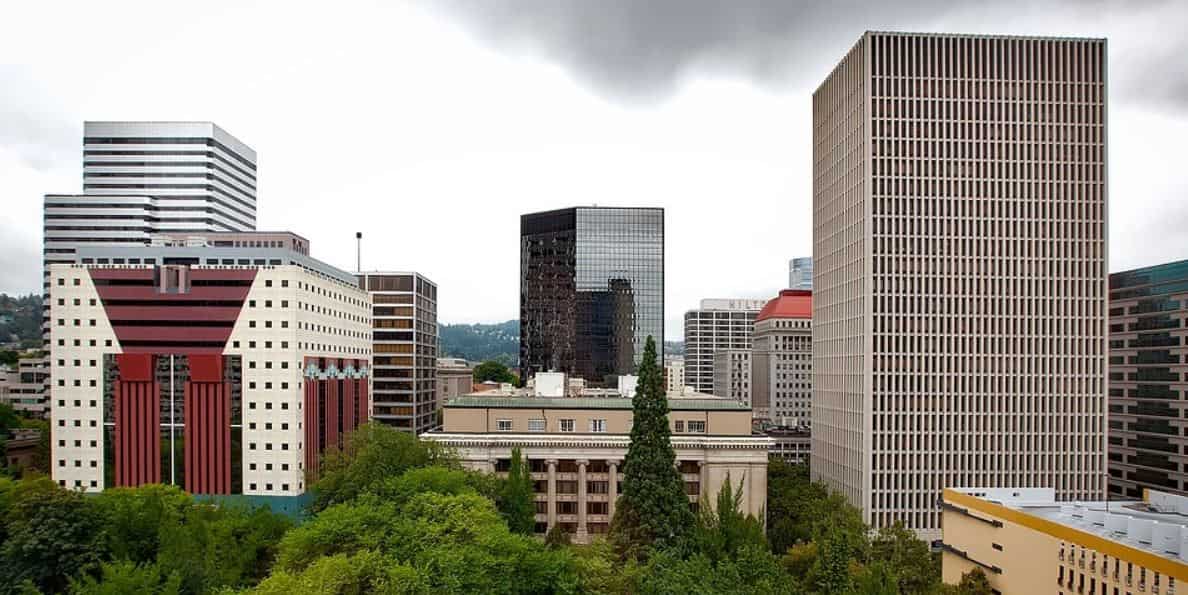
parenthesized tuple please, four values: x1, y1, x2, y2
(3, 1, 1187, 339)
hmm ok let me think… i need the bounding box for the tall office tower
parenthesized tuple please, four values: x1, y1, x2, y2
(812, 32, 1108, 539)
(683, 298, 767, 394)
(48, 233, 372, 496)
(752, 290, 813, 427)
(44, 122, 257, 297)
(1108, 260, 1188, 498)
(788, 257, 814, 290)
(357, 272, 439, 433)
(520, 207, 664, 384)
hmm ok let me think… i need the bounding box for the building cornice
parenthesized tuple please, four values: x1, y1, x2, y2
(421, 432, 774, 451)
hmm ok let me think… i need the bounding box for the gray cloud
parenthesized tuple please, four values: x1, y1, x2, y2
(418, 0, 1186, 108)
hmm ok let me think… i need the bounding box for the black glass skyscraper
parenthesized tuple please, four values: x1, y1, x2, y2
(520, 207, 663, 384)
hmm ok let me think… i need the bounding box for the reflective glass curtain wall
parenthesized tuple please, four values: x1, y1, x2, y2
(521, 207, 663, 383)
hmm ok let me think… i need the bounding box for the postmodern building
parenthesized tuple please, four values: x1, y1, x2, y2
(436, 358, 474, 412)
(752, 290, 813, 427)
(1108, 259, 1188, 498)
(813, 32, 1108, 539)
(423, 395, 770, 542)
(357, 272, 438, 433)
(712, 349, 752, 407)
(48, 235, 371, 497)
(683, 298, 767, 394)
(942, 487, 1188, 594)
(520, 207, 664, 384)
(788, 257, 814, 290)
(44, 122, 257, 297)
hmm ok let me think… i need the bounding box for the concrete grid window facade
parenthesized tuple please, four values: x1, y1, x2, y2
(812, 32, 1108, 539)
(684, 299, 766, 394)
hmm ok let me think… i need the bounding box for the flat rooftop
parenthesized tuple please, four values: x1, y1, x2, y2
(947, 487, 1188, 570)
(445, 396, 750, 411)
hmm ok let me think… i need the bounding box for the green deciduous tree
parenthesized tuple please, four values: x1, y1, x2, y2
(473, 360, 517, 385)
(955, 567, 994, 595)
(0, 477, 108, 593)
(92, 484, 192, 563)
(692, 473, 767, 563)
(637, 545, 797, 595)
(610, 335, 693, 558)
(268, 490, 578, 594)
(154, 501, 291, 593)
(869, 521, 940, 593)
(311, 422, 455, 510)
(68, 560, 182, 595)
(252, 550, 427, 595)
(501, 447, 536, 535)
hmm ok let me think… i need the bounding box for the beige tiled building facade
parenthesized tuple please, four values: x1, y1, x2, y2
(812, 32, 1109, 539)
(943, 488, 1188, 594)
(423, 397, 770, 542)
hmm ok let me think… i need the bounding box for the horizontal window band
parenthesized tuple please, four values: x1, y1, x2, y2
(84, 150, 256, 181)
(83, 137, 256, 171)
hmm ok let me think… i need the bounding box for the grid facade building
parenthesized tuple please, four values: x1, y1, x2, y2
(752, 290, 813, 427)
(520, 207, 664, 384)
(357, 273, 438, 433)
(1108, 260, 1188, 498)
(683, 299, 767, 394)
(712, 349, 752, 407)
(812, 32, 1108, 539)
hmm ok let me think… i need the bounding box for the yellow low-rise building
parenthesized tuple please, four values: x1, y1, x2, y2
(943, 487, 1188, 594)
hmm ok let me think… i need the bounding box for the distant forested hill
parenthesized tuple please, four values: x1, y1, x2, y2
(439, 320, 518, 366)
(0, 293, 42, 348)
(664, 341, 684, 357)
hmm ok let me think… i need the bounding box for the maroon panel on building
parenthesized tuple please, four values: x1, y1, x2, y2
(113, 354, 160, 487)
(184, 377, 231, 494)
(189, 354, 223, 383)
(343, 378, 357, 437)
(359, 372, 370, 423)
(304, 378, 320, 478)
(325, 378, 340, 451)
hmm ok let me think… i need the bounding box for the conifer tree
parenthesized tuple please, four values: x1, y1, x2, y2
(609, 336, 693, 557)
(501, 447, 536, 535)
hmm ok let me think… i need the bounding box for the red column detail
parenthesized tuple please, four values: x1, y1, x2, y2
(113, 354, 159, 487)
(325, 378, 340, 452)
(184, 354, 230, 495)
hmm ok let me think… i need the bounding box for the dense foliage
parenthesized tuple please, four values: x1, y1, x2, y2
(609, 336, 693, 557)
(0, 478, 290, 594)
(472, 360, 519, 385)
(439, 320, 518, 366)
(0, 392, 996, 593)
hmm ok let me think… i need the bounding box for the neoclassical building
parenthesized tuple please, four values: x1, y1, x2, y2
(423, 395, 771, 542)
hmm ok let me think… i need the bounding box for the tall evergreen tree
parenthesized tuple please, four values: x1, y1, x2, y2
(501, 447, 536, 535)
(610, 336, 693, 558)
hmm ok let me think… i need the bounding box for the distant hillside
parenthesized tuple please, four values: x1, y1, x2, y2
(440, 320, 519, 366)
(664, 341, 684, 357)
(0, 294, 42, 349)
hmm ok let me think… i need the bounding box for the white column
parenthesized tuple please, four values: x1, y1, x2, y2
(546, 459, 557, 530)
(608, 460, 619, 520)
(576, 459, 589, 540)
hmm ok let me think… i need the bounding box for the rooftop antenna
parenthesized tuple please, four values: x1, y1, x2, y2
(355, 231, 362, 272)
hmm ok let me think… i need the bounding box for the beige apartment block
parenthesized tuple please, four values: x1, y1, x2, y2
(423, 396, 770, 543)
(812, 32, 1109, 540)
(942, 488, 1188, 594)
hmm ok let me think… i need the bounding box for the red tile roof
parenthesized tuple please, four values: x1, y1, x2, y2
(756, 289, 812, 321)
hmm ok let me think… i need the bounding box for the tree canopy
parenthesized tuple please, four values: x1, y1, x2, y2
(472, 360, 518, 385)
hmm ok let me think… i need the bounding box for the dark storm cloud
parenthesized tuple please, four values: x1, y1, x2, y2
(419, 0, 1187, 109)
